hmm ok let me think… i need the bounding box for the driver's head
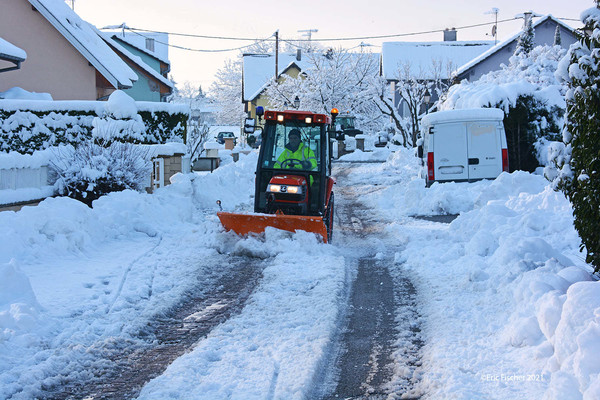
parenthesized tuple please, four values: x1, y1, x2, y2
(288, 129, 301, 142)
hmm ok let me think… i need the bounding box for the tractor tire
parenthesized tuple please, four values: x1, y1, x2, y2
(326, 192, 334, 243)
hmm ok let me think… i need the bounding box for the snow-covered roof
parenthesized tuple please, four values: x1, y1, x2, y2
(381, 41, 494, 80)
(243, 53, 310, 102)
(0, 37, 26, 62)
(453, 15, 576, 78)
(98, 31, 174, 90)
(105, 30, 170, 65)
(421, 107, 504, 126)
(28, 0, 137, 89)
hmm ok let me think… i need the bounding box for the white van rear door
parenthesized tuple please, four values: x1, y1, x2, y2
(467, 122, 502, 180)
(434, 122, 468, 181)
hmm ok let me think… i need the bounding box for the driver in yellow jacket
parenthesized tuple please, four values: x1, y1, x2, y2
(274, 129, 317, 170)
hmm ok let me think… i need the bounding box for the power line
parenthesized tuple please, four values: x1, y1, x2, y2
(122, 26, 267, 41)
(122, 15, 580, 53)
(126, 18, 518, 44)
(123, 28, 274, 53)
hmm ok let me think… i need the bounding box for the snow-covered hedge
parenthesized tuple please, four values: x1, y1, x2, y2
(557, 5, 600, 274)
(0, 91, 189, 154)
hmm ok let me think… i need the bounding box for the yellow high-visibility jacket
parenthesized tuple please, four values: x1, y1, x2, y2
(274, 143, 317, 170)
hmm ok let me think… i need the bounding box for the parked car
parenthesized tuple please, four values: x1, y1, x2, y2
(216, 131, 237, 146)
(418, 108, 509, 186)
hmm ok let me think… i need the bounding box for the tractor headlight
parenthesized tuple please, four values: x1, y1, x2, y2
(267, 184, 282, 192)
(267, 184, 302, 194)
(285, 185, 301, 194)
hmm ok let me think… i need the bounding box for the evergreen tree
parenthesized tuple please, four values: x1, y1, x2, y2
(554, 25, 562, 46)
(559, 1, 600, 273)
(515, 16, 535, 55)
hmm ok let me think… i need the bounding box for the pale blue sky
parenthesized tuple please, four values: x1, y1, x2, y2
(73, 0, 593, 90)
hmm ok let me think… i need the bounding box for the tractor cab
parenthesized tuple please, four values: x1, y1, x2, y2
(255, 110, 333, 218)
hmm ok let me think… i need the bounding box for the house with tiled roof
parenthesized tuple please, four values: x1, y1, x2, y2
(0, 37, 26, 73)
(453, 15, 577, 82)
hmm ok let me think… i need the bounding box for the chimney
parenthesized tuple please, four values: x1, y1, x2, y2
(523, 11, 532, 28)
(444, 28, 457, 41)
(296, 49, 302, 61)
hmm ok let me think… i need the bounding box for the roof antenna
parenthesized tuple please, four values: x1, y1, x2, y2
(485, 8, 499, 45)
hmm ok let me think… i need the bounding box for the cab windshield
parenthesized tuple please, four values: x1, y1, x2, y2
(337, 116, 355, 130)
(261, 121, 323, 171)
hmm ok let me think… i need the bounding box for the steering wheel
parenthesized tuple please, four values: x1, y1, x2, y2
(280, 158, 305, 169)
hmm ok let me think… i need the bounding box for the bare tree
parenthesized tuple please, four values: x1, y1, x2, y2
(209, 58, 245, 125)
(383, 59, 455, 146)
(263, 47, 383, 130)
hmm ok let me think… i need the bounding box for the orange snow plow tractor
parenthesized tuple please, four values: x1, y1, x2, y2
(218, 109, 337, 243)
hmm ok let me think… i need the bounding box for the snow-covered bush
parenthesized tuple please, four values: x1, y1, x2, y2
(557, 4, 600, 273)
(50, 142, 151, 207)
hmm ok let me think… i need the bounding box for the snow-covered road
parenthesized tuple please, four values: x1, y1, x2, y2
(1, 148, 599, 399)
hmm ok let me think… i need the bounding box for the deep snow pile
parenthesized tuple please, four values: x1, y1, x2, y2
(350, 148, 599, 399)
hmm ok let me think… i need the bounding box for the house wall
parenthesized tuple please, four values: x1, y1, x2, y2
(458, 20, 577, 82)
(111, 39, 162, 102)
(0, 0, 97, 100)
(116, 40, 163, 73)
(120, 67, 161, 102)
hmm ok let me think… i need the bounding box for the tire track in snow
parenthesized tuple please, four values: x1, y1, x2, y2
(315, 162, 423, 399)
(105, 235, 163, 314)
(44, 255, 264, 400)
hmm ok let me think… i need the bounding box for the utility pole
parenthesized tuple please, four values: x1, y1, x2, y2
(69, 0, 75, 10)
(275, 30, 279, 82)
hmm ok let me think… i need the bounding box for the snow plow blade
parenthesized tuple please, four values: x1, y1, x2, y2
(217, 212, 328, 243)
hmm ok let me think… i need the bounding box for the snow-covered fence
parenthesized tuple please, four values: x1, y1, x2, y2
(0, 166, 48, 190)
(0, 96, 189, 154)
(0, 149, 55, 206)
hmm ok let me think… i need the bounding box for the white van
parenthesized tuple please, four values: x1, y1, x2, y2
(418, 108, 509, 186)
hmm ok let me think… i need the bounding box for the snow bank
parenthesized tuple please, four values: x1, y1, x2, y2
(357, 152, 599, 399)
